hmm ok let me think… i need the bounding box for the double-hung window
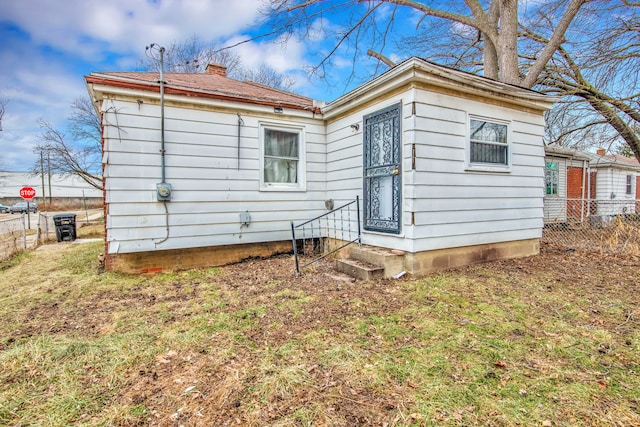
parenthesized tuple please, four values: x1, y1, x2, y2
(260, 124, 305, 190)
(468, 117, 510, 170)
(545, 162, 559, 195)
(626, 175, 633, 195)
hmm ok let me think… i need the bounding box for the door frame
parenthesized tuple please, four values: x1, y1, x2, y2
(362, 102, 402, 234)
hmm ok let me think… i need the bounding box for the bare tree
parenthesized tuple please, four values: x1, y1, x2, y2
(260, 1, 640, 160)
(519, 1, 640, 158)
(33, 99, 103, 191)
(140, 35, 242, 73)
(140, 35, 295, 90)
(68, 97, 102, 146)
(234, 63, 296, 91)
(261, 0, 585, 86)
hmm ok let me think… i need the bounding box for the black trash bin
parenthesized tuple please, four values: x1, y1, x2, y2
(53, 214, 77, 242)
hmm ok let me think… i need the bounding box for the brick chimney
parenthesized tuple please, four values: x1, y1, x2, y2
(596, 147, 606, 156)
(205, 62, 227, 77)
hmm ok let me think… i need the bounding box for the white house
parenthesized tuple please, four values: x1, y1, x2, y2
(543, 146, 640, 224)
(586, 148, 640, 216)
(86, 57, 556, 274)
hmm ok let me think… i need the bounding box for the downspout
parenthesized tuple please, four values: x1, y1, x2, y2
(581, 158, 587, 223)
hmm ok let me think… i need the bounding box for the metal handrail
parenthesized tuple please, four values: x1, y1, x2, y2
(291, 196, 361, 276)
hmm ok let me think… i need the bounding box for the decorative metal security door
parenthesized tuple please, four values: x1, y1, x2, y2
(363, 103, 402, 234)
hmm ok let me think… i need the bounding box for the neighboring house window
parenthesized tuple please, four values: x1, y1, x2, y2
(469, 117, 510, 168)
(260, 124, 305, 190)
(545, 162, 559, 195)
(626, 175, 633, 195)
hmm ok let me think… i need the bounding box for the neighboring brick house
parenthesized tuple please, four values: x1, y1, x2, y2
(543, 146, 591, 223)
(544, 146, 640, 223)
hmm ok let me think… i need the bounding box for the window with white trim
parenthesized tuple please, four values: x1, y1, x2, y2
(260, 124, 305, 190)
(626, 174, 633, 195)
(469, 118, 509, 167)
(545, 162, 559, 195)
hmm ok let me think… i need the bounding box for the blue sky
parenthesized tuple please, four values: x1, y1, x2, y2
(0, 0, 398, 174)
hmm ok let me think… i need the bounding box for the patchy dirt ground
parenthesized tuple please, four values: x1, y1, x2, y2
(136, 246, 639, 426)
(5, 242, 640, 426)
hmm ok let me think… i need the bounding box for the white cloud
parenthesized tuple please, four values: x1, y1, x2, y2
(225, 34, 310, 74)
(0, 0, 266, 171)
(1, 0, 263, 56)
(0, 0, 375, 171)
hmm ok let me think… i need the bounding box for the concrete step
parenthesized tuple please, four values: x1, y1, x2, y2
(349, 245, 405, 278)
(335, 257, 384, 281)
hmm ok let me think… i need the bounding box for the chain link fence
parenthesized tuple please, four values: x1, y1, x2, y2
(2, 203, 636, 262)
(0, 215, 30, 261)
(0, 212, 79, 262)
(37, 213, 58, 244)
(543, 197, 640, 255)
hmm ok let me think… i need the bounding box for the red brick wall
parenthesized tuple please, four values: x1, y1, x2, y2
(567, 166, 584, 199)
(567, 167, 585, 219)
(565, 167, 597, 218)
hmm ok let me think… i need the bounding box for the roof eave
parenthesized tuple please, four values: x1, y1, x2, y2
(544, 145, 592, 161)
(589, 158, 640, 171)
(322, 57, 558, 118)
(85, 74, 321, 114)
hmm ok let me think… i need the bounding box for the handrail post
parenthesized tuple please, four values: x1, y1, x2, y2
(356, 195, 362, 247)
(291, 221, 300, 276)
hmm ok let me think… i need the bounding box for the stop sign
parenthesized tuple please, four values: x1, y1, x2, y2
(20, 186, 36, 200)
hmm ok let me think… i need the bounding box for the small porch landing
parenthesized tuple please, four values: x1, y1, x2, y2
(335, 245, 405, 280)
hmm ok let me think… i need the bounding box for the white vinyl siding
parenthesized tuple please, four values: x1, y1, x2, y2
(593, 167, 638, 215)
(101, 97, 325, 254)
(324, 87, 546, 254)
(406, 92, 544, 253)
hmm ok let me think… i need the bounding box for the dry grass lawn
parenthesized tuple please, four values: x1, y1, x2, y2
(0, 233, 638, 426)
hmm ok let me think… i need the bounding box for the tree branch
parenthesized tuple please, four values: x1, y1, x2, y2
(521, 0, 588, 88)
(382, 0, 497, 45)
(367, 50, 397, 68)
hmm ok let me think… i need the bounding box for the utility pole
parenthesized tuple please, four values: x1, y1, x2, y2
(40, 151, 46, 205)
(47, 152, 52, 204)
